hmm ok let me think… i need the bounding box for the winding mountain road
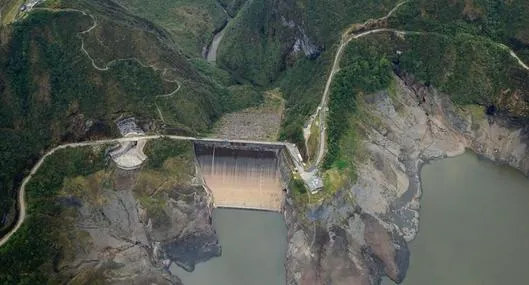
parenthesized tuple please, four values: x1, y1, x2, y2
(307, 0, 529, 168)
(308, 1, 410, 168)
(3, 2, 529, 249)
(34, 7, 183, 123)
(0, 135, 296, 247)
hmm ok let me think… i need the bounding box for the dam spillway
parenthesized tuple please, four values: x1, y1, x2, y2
(194, 143, 287, 211)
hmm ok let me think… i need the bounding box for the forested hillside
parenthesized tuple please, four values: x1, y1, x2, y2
(1, 0, 529, 283)
(0, 0, 259, 236)
(211, 0, 529, 180)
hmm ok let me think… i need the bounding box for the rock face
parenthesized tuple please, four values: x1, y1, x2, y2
(61, 168, 220, 284)
(284, 191, 409, 285)
(353, 75, 529, 241)
(284, 75, 529, 284)
(155, 184, 220, 272)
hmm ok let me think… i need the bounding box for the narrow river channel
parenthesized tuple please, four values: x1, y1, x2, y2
(385, 151, 529, 285)
(204, 2, 231, 63)
(170, 208, 287, 285)
(206, 28, 226, 63)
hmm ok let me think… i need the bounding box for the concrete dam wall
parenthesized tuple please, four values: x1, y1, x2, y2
(194, 142, 288, 211)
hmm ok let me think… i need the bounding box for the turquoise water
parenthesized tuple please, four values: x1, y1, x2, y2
(171, 208, 287, 285)
(385, 152, 529, 285)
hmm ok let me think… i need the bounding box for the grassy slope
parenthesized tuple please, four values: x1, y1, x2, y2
(0, 0, 259, 235)
(278, 54, 332, 149)
(0, 11, 173, 232)
(389, 0, 529, 62)
(321, 30, 529, 194)
(136, 139, 196, 230)
(217, 0, 396, 148)
(217, 0, 247, 17)
(113, 0, 227, 57)
(0, 0, 24, 25)
(217, 0, 396, 85)
(0, 146, 106, 284)
(0, 139, 195, 284)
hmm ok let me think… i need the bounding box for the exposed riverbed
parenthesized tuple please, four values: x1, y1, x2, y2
(171, 208, 287, 285)
(384, 151, 529, 285)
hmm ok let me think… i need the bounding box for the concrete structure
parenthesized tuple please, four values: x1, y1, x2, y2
(106, 134, 322, 193)
(194, 143, 286, 212)
(110, 118, 147, 170)
(109, 139, 147, 170)
(284, 143, 323, 193)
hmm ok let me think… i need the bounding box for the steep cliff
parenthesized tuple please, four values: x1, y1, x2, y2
(284, 191, 409, 285)
(217, 0, 396, 85)
(0, 0, 259, 238)
(0, 139, 221, 284)
(283, 72, 529, 284)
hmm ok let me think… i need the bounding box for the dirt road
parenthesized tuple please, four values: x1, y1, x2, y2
(308, 0, 529, 169)
(309, 1, 410, 168)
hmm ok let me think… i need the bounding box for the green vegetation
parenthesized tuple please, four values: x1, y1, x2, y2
(324, 39, 393, 169)
(0, 147, 106, 284)
(289, 175, 309, 205)
(1, 0, 529, 265)
(339, 32, 529, 108)
(0, 2, 264, 232)
(218, 0, 247, 17)
(0, 11, 173, 233)
(95, 0, 227, 57)
(321, 26, 529, 194)
(216, 0, 399, 154)
(321, 26, 529, 184)
(399, 33, 529, 106)
(278, 55, 331, 150)
(389, 0, 529, 62)
(224, 84, 264, 111)
(144, 138, 194, 169)
(217, 0, 290, 86)
(0, 138, 199, 282)
(306, 121, 320, 163)
(139, 195, 171, 229)
(217, 0, 396, 85)
(215, 0, 529, 170)
(0, 0, 24, 25)
(190, 58, 235, 87)
(137, 139, 197, 230)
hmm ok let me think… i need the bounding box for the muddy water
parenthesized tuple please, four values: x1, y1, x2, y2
(384, 152, 529, 285)
(170, 208, 287, 285)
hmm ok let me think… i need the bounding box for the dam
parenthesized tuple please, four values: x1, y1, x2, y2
(194, 141, 290, 212)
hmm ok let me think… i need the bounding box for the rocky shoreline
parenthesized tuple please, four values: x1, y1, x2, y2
(56, 157, 221, 284)
(27, 75, 528, 284)
(283, 74, 529, 285)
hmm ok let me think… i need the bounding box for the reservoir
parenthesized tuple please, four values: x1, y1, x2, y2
(385, 152, 529, 285)
(171, 208, 287, 285)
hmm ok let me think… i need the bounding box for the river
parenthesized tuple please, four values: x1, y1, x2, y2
(206, 28, 226, 63)
(384, 151, 529, 285)
(170, 208, 287, 285)
(204, 3, 231, 63)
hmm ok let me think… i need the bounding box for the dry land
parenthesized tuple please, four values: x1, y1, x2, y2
(213, 89, 285, 141)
